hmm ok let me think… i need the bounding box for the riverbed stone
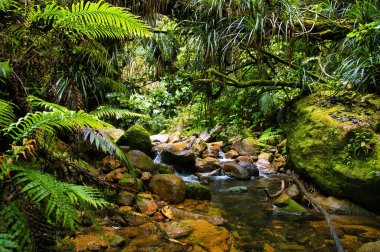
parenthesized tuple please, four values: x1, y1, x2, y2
(117, 191, 135, 206)
(101, 156, 121, 172)
(202, 143, 222, 158)
(195, 157, 221, 173)
(161, 144, 196, 165)
(273, 194, 308, 214)
(225, 186, 248, 193)
(136, 193, 158, 216)
(161, 221, 194, 239)
(149, 174, 186, 203)
(287, 93, 380, 213)
(285, 184, 301, 202)
(186, 183, 212, 200)
(222, 163, 250, 180)
(357, 241, 380, 252)
(150, 133, 169, 143)
(314, 195, 371, 215)
(126, 150, 155, 172)
(232, 137, 268, 156)
(191, 138, 207, 155)
(258, 152, 274, 162)
(239, 161, 259, 177)
(225, 150, 239, 159)
(117, 125, 152, 155)
(118, 174, 143, 191)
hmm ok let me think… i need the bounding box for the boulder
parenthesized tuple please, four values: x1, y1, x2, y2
(287, 93, 380, 213)
(168, 131, 183, 143)
(225, 150, 239, 159)
(186, 183, 212, 200)
(161, 144, 196, 165)
(103, 128, 125, 142)
(258, 152, 274, 162)
(119, 210, 151, 226)
(202, 142, 223, 158)
(222, 163, 250, 180)
(155, 163, 174, 174)
(100, 156, 121, 173)
(116, 191, 135, 206)
(160, 221, 194, 239)
(231, 138, 268, 156)
(191, 138, 207, 155)
(239, 161, 259, 177)
(357, 241, 380, 252)
(195, 157, 221, 173)
(136, 193, 158, 216)
(313, 195, 371, 215)
(118, 174, 143, 191)
(117, 125, 152, 155)
(150, 134, 169, 143)
(126, 150, 155, 172)
(149, 174, 186, 203)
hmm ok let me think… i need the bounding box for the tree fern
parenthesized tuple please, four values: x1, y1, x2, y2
(90, 105, 149, 120)
(13, 166, 108, 229)
(0, 99, 15, 129)
(31, 0, 150, 40)
(4, 110, 113, 143)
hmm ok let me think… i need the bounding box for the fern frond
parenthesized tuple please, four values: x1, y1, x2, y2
(27, 95, 68, 112)
(90, 106, 150, 120)
(97, 77, 129, 93)
(1, 200, 34, 251)
(0, 99, 15, 129)
(32, 1, 150, 40)
(13, 167, 108, 229)
(5, 110, 113, 143)
(0, 234, 17, 252)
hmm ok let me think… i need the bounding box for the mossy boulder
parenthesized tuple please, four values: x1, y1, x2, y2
(287, 93, 380, 213)
(231, 137, 269, 156)
(126, 150, 156, 172)
(117, 125, 152, 155)
(186, 183, 212, 200)
(149, 174, 186, 203)
(273, 194, 308, 214)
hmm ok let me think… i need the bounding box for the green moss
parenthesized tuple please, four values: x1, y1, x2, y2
(117, 125, 152, 155)
(186, 183, 211, 200)
(287, 93, 380, 212)
(273, 194, 308, 214)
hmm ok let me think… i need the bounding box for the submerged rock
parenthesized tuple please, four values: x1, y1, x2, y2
(149, 174, 186, 203)
(186, 183, 212, 200)
(357, 241, 380, 252)
(287, 93, 380, 213)
(225, 186, 248, 193)
(160, 221, 194, 239)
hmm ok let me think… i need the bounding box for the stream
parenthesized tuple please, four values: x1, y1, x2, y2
(155, 152, 380, 251)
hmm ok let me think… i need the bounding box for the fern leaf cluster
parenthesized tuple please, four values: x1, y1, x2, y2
(0, 99, 15, 129)
(90, 105, 149, 120)
(14, 166, 108, 229)
(31, 0, 150, 40)
(5, 110, 113, 143)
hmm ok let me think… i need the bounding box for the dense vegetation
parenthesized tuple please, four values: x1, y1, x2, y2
(0, 0, 379, 250)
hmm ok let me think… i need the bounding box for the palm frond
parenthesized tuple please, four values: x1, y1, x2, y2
(0, 99, 15, 129)
(27, 95, 68, 112)
(90, 106, 149, 120)
(31, 0, 150, 40)
(13, 167, 108, 229)
(5, 110, 113, 143)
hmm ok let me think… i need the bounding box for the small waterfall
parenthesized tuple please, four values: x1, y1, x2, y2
(218, 150, 234, 164)
(153, 151, 162, 164)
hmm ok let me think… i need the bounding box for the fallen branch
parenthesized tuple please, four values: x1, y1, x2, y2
(291, 175, 344, 252)
(264, 179, 285, 199)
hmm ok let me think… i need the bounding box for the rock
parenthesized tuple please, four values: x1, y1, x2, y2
(314, 195, 371, 215)
(155, 163, 174, 174)
(149, 174, 186, 203)
(161, 144, 196, 165)
(160, 221, 194, 239)
(126, 150, 155, 172)
(103, 128, 125, 142)
(150, 134, 169, 143)
(285, 184, 302, 202)
(273, 154, 286, 169)
(116, 191, 135, 206)
(176, 220, 234, 251)
(231, 138, 268, 156)
(235, 155, 253, 163)
(119, 210, 151, 226)
(225, 186, 248, 193)
(186, 183, 212, 200)
(101, 156, 121, 172)
(190, 138, 208, 155)
(70, 235, 108, 252)
(202, 142, 223, 158)
(357, 241, 380, 252)
(273, 194, 308, 214)
(108, 235, 126, 248)
(258, 152, 274, 162)
(105, 168, 126, 182)
(136, 193, 158, 216)
(168, 131, 183, 143)
(117, 125, 152, 155)
(118, 174, 143, 191)
(239, 161, 259, 177)
(287, 93, 380, 213)
(222, 163, 250, 180)
(161, 206, 227, 226)
(225, 150, 239, 159)
(140, 171, 152, 181)
(195, 157, 221, 173)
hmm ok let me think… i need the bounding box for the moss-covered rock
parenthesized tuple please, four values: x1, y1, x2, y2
(117, 125, 152, 155)
(287, 92, 380, 213)
(186, 183, 211, 200)
(273, 194, 308, 214)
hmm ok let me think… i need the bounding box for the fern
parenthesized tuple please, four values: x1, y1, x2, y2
(90, 106, 149, 120)
(27, 95, 68, 112)
(4, 110, 113, 143)
(0, 99, 15, 129)
(0, 234, 17, 252)
(1, 200, 34, 251)
(31, 0, 150, 40)
(13, 166, 108, 229)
